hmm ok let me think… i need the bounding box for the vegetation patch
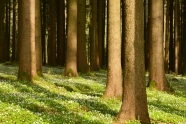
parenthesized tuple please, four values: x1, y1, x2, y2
(0, 64, 185, 123)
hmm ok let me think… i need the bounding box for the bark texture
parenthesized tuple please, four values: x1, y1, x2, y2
(115, 0, 150, 123)
(0, 0, 5, 62)
(149, 0, 170, 91)
(65, 0, 78, 77)
(103, 0, 122, 99)
(18, 0, 37, 80)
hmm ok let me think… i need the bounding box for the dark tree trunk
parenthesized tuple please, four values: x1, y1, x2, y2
(0, 0, 5, 62)
(57, 0, 66, 66)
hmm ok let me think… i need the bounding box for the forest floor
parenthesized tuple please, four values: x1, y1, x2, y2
(0, 63, 185, 124)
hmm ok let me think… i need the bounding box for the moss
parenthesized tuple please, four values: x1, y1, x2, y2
(66, 69, 74, 77)
(18, 72, 31, 81)
(149, 80, 158, 90)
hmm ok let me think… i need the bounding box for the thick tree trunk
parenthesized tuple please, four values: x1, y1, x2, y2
(148, 0, 170, 91)
(18, 0, 37, 80)
(182, 0, 186, 75)
(116, 0, 150, 123)
(77, 0, 89, 73)
(64, 0, 78, 77)
(103, 0, 122, 100)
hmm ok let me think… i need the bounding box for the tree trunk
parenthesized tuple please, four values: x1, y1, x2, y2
(90, 0, 100, 71)
(18, 0, 37, 80)
(77, 0, 89, 73)
(57, 0, 66, 66)
(48, 0, 57, 66)
(169, 0, 175, 72)
(103, 0, 122, 100)
(148, 0, 170, 91)
(164, 0, 170, 74)
(174, 0, 181, 75)
(35, 0, 42, 76)
(0, 0, 5, 62)
(12, 0, 16, 62)
(182, 0, 186, 75)
(64, 0, 78, 77)
(116, 0, 150, 123)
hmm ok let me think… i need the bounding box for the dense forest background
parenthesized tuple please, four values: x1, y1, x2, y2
(0, 0, 186, 123)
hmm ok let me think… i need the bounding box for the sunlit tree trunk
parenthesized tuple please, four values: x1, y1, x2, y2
(103, 0, 122, 100)
(64, 0, 78, 77)
(18, 0, 37, 80)
(116, 0, 150, 123)
(148, 0, 170, 91)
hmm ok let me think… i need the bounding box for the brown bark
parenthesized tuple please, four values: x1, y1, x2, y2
(0, 0, 5, 62)
(48, 0, 57, 66)
(116, 0, 150, 123)
(148, 0, 170, 91)
(182, 0, 186, 75)
(77, 0, 89, 73)
(103, 0, 122, 100)
(90, 0, 100, 71)
(169, 0, 175, 72)
(12, 0, 16, 62)
(57, 0, 66, 66)
(35, 0, 42, 76)
(18, 0, 37, 81)
(174, 0, 181, 75)
(64, 0, 78, 77)
(98, 0, 105, 68)
(164, 0, 170, 74)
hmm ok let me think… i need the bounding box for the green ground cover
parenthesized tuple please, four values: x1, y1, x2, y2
(0, 64, 185, 124)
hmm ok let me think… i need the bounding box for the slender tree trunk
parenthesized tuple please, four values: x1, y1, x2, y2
(148, 0, 170, 91)
(35, 0, 42, 76)
(0, 0, 5, 62)
(182, 0, 186, 75)
(18, 0, 37, 80)
(41, 0, 46, 64)
(90, 0, 100, 71)
(77, 0, 89, 73)
(164, 0, 170, 73)
(98, 0, 105, 68)
(116, 0, 150, 123)
(5, 0, 10, 61)
(57, 0, 66, 66)
(103, 0, 122, 100)
(12, 0, 16, 62)
(48, 0, 57, 66)
(169, 0, 175, 72)
(64, 0, 78, 77)
(174, 0, 181, 75)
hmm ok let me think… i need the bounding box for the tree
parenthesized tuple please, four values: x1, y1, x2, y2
(48, 0, 57, 66)
(0, 0, 5, 62)
(115, 0, 150, 123)
(64, 0, 78, 77)
(90, 0, 100, 71)
(18, 0, 37, 80)
(77, 0, 89, 73)
(35, 0, 42, 76)
(103, 0, 122, 99)
(57, 0, 66, 66)
(182, 0, 186, 75)
(148, 0, 170, 91)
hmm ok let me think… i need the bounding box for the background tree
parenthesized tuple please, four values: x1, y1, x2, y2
(103, 0, 122, 99)
(18, 0, 37, 80)
(116, 0, 150, 123)
(148, 0, 170, 91)
(64, 0, 78, 77)
(35, 0, 42, 76)
(77, 0, 89, 73)
(0, 0, 5, 62)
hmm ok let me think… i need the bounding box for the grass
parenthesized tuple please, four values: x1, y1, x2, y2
(0, 64, 185, 124)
